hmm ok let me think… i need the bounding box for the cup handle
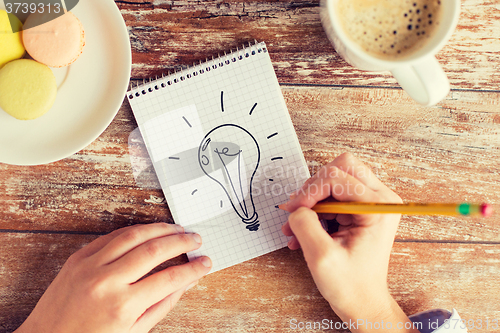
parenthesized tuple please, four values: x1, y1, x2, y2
(391, 56, 450, 107)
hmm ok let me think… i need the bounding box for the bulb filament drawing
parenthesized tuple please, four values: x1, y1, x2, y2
(198, 124, 261, 231)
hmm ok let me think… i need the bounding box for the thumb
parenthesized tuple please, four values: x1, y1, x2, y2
(288, 207, 336, 265)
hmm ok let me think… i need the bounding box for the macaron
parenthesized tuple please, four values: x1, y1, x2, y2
(0, 10, 25, 68)
(0, 59, 57, 120)
(23, 11, 85, 68)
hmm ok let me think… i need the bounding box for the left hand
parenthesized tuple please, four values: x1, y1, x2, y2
(15, 223, 212, 333)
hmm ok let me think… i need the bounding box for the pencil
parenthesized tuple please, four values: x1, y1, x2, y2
(280, 202, 493, 217)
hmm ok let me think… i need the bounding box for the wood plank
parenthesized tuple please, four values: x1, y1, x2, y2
(284, 86, 500, 242)
(1, 233, 499, 332)
(118, 0, 500, 91)
(1, 87, 498, 240)
(0, 99, 171, 233)
(0, 232, 186, 333)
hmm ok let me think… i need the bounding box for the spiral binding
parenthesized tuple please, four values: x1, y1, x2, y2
(128, 40, 267, 100)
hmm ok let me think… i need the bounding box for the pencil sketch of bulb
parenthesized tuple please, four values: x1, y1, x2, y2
(198, 124, 261, 231)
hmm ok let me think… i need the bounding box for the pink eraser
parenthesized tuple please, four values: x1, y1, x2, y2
(481, 204, 493, 217)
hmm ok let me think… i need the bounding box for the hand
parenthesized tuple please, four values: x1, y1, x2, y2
(281, 153, 418, 332)
(15, 223, 212, 333)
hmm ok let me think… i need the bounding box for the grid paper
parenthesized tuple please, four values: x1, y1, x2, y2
(128, 42, 309, 273)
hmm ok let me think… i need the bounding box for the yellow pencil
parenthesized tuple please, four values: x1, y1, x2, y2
(281, 202, 493, 217)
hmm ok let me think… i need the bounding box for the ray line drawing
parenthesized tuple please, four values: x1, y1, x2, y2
(249, 103, 257, 115)
(267, 132, 278, 139)
(182, 116, 192, 127)
(221, 91, 224, 112)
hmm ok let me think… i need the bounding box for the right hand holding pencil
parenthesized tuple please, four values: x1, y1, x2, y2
(281, 153, 419, 332)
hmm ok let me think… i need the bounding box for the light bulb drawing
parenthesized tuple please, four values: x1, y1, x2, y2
(198, 124, 261, 231)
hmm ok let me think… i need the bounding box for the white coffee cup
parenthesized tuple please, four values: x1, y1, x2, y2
(320, 0, 460, 106)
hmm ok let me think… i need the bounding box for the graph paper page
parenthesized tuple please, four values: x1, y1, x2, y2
(128, 42, 309, 272)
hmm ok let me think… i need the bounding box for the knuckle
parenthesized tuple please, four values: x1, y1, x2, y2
(86, 275, 132, 322)
(122, 227, 142, 244)
(324, 165, 342, 180)
(63, 252, 80, 270)
(164, 267, 184, 286)
(157, 222, 171, 231)
(87, 275, 109, 302)
(338, 152, 355, 164)
(108, 299, 132, 322)
(177, 233, 194, 246)
(332, 152, 355, 170)
(144, 240, 163, 259)
(108, 226, 128, 237)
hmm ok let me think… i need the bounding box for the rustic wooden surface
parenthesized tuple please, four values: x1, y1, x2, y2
(1, 0, 499, 332)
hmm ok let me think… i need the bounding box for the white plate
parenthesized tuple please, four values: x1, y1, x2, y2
(0, 0, 131, 165)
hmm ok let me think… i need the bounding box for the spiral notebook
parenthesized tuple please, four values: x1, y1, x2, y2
(127, 42, 309, 272)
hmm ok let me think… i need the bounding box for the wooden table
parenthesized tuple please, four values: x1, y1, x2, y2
(1, 1, 499, 332)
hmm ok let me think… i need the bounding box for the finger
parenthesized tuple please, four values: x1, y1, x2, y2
(73, 226, 135, 260)
(296, 174, 319, 195)
(281, 221, 294, 237)
(108, 233, 203, 283)
(93, 223, 184, 265)
(283, 167, 379, 213)
(287, 235, 301, 250)
(336, 214, 354, 226)
(287, 207, 337, 264)
(132, 284, 189, 333)
(282, 222, 301, 249)
(318, 213, 337, 220)
(330, 152, 386, 192)
(131, 257, 212, 308)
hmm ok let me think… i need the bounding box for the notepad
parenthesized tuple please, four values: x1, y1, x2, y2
(127, 42, 309, 272)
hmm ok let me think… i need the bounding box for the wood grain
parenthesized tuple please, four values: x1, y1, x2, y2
(120, 0, 500, 91)
(285, 86, 500, 242)
(1, 1, 499, 332)
(1, 232, 498, 333)
(1, 88, 498, 241)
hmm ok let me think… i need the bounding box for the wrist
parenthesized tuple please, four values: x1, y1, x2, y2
(331, 292, 420, 333)
(330, 288, 393, 323)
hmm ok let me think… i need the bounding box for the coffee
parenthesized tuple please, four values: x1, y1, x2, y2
(336, 0, 443, 59)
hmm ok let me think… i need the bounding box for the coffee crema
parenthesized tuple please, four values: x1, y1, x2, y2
(336, 0, 443, 59)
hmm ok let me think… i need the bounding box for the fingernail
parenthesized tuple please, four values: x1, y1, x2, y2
(200, 256, 212, 268)
(192, 233, 202, 244)
(175, 225, 184, 233)
(185, 281, 198, 291)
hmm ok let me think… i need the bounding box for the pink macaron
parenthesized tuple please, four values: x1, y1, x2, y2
(22, 11, 85, 68)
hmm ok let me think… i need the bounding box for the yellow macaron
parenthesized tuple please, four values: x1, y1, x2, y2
(0, 10, 25, 68)
(0, 59, 57, 120)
